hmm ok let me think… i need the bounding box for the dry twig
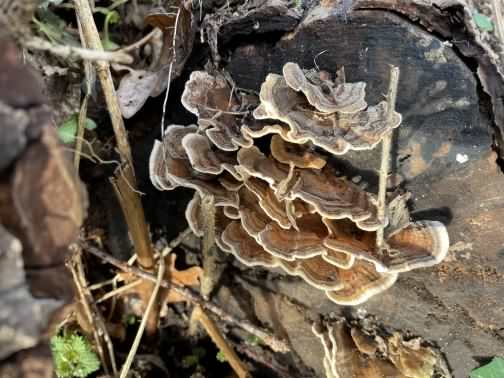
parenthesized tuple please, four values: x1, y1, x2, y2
(200, 194, 223, 299)
(25, 37, 134, 64)
(68, 247, 118, 375)
(117, 28, 160, 53)
(191, 305, 250, 378)
(376, 65, 400, 252)
(81, 241, 291, 353)
(74, 16, 95, 171)
(492, 0, 504, 43)
(74, 0, 157, 335)
(119, 257, 166, 378)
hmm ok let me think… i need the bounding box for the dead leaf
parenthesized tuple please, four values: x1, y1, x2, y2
(162, 253, 203, 304)
(117, 5, 195, 118)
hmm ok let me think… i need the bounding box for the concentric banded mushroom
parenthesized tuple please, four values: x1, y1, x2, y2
(312, 320, 437, 378)
(149, 63, 449, 305)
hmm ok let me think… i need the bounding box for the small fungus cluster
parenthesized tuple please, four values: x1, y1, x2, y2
(312, 319, 437, 378)
(149, 62, 449, 305)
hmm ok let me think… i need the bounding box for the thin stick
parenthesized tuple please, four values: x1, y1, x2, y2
(74, 0, 133, 166)
(68, 253, 109, 375)
(74, 17, 94, 171)
(376, 66, 400, 252)
(111, 170, 154, 270)
(119, 258, 165, 378)
(68, 248, 118, 375)
(200, 194, 221, 299)
(81, 241, 290, 353)
(24, 37, 133, 64)
(492, 0, 504, 43)
(96, 279, 142, 304)
(74, 0, 153, 266)
(89, 276, 124, 291)
(161, 227, 193, 257)
(160, 7, 181, 137)
(117, 28, 159, 53)
(192, 305, 250, 378)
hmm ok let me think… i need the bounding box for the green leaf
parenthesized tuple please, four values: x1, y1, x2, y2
(470, 357, 504, 378)
(38, 0, 66, 10)
(106, 10, 121, 25)
(216, 350, 227, 362)
(182, 355, 200, 368)
(246, 334, 264, 346)
(473, 11, 494, 32)
(50, 334, 100, 378)
(57, 114, 96, 144)
(102, 38, 120, 51)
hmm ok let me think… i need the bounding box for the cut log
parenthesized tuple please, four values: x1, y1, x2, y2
(220, 3, 504, 376)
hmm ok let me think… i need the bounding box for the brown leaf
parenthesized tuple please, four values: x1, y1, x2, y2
(117, 5, 195, 118)
(162, 253, 202, 304)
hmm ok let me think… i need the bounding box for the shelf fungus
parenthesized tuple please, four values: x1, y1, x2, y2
(149, 63, 449, 305)
(312, 319, 438, 378)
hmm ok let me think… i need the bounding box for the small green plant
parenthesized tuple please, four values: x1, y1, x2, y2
(94, 7, 121, 50)
(470, 357, 504, 378)
(182, 347, 207, 369)
(50, 333, 100, 378)
(246, 334, 264, 346)
(57, 113, 97, 144)
(216, 350, 227, 363)
(473, 10, 494, 32)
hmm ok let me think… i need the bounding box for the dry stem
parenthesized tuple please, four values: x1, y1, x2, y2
(74, 0, 158, 335)
(81, 240, 291, 353)
(68, 247, 118, 375)
(492, 0, 504, 43)
(119, 258, 165, 378)
(111, 169, 154, 270)
(200, 194, 223, 299)
(73, 17, 94, 171)
(117, 28, 160, 53)
(192, 305, 250, 378)
(74, 0, 133, 165)
(376, 65, 400, 252)
(25, 37, 134, 64)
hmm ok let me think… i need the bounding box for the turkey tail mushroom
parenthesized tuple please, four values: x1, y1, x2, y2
(149, 63, 449, 306)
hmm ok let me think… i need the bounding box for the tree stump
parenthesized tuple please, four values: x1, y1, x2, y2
(213, 2, 504, 376)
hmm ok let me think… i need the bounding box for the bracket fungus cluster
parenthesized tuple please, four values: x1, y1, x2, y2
(150, 62, 449, 305)
(312, 319, 437, 378)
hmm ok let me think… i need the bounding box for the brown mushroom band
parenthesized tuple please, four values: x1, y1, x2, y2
(149, 63, 449, 305)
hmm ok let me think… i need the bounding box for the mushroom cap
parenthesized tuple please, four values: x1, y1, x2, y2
(282, 62, 368, 114)
(254, 65, 402, 155)
(182, 132, 241, 179)
(181, 70, 252, 151)
(280, 256, 344, 291)
(270, 134, 327, 170)
(221, 221, 278, 268)
(313, 320, 437, 378)
(256, 214, 329, 260)
(324, 219, 450, 274)
(325, 261, 398, 306)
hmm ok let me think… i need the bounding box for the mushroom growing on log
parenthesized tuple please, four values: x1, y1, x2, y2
(215, 2, 504, 375)
(150, 62, 449, 305)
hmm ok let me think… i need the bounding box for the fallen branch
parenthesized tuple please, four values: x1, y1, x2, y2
(81, 240, 291, 353)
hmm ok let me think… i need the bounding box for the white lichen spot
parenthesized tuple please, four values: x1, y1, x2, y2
(456, 153, 469, 164)
(424, 45, 447, 63)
